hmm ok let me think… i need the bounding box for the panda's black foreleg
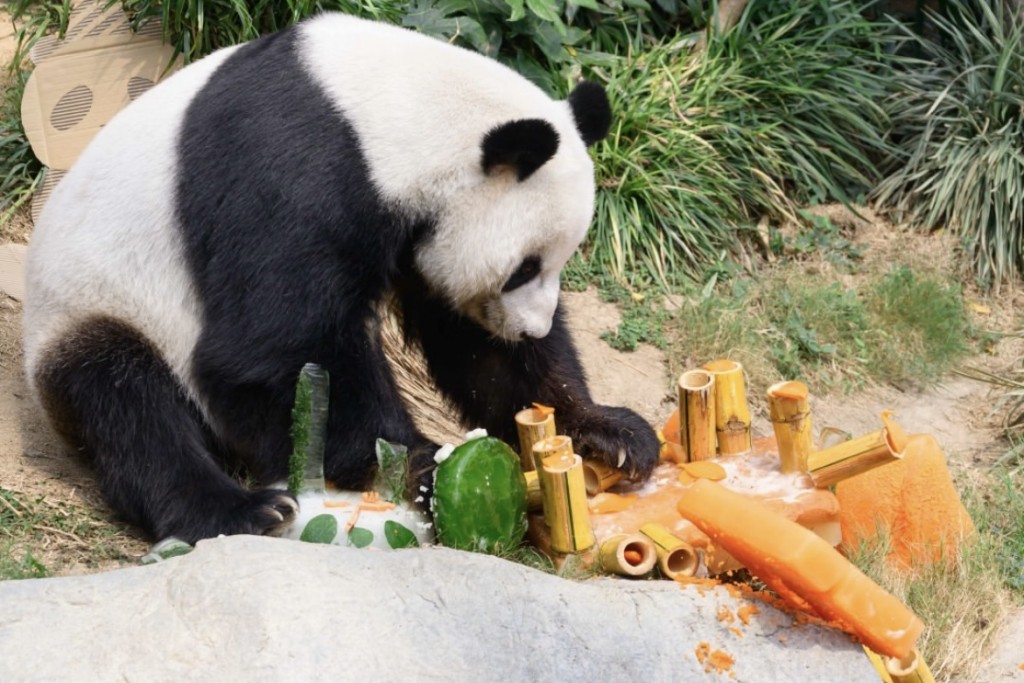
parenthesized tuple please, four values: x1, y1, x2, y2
(34, 316, 297, 544)
(319, 322, 436, 493)
(402, 293, 660, 481)
(193, 317, 436, 504)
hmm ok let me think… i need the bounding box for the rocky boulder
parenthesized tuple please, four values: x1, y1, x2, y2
(0, 535, 875, 681)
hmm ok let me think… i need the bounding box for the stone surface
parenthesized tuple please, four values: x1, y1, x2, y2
(0, 535, 877, 682)
(974, 608, 1024, 682)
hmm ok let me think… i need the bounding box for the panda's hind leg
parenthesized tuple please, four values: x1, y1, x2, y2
(33, 315, 297, 544)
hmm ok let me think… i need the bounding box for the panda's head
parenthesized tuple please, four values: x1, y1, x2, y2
(414, 82, 612, 341)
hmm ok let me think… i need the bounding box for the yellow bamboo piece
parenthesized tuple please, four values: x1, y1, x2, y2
(767, 380, 813, 473)
(806, 412, 908, 488)
(540, 451, 596, 554)
(885, 649, 936, 683)
(523, 470, 543, 512)
(515, 404, 556, 471)
(702, 359, 752, 455)
(532, 435, 575, 527)
(639, 522, 700, 579)
(863, 646, 895, 683)
(597, 533, 657, 577)
(581, 459, 624, 495)
(531, 434, 573, 472)
(678, 369, 716, 461)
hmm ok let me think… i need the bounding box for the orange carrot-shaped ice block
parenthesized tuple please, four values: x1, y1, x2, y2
(677, 479, 924, 659)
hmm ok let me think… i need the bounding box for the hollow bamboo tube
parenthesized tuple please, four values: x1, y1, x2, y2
(767, 380, 813, 473)
(581, 459, 624, 495)
(531, 434, 573, 473)
(678, 369, 716, 462)
(523, 470, 543, 512)
(598, 533, 657, 577)
(885, 648, 936, 683)
(806, 412, 908, 488)
(532, 435, 575, 527)
(677, 479, 924, 659)
(515, 404, 556, 471)
(639, 522, 700, 579)
(702, 359, 752, 455)
(540, 451, 596, 554)
(862, 645, 893, 682)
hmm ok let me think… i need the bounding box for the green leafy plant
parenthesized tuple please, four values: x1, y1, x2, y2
(373, 439, 408, 505)
(873, 0, 1024, 287)
(347, 526, 374, 548)
(589, 1, 908, 280)
(118, 0, 687, 94)
(772, 211, 865, 271)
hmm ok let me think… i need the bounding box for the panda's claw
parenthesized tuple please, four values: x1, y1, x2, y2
(245, 489, 299, 536)
(567, 404, 660, 482)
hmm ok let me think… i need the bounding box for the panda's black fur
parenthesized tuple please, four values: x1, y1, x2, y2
(24, 14, 660, 544)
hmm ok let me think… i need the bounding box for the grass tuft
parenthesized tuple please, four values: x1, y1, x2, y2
(588, 1, 909, 280)
(662, 263, 972, 398)
(0, 488, 141, 579)
(873, 0, 1024, 288)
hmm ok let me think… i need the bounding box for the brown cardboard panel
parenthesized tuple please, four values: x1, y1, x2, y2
(0, 243, 28, 301)
(29, 1, 162, 64)
(31, 169, 66, 224)
(21, 40, 180, 169)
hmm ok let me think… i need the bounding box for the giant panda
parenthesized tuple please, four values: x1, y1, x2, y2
(22, 13, 660, 544)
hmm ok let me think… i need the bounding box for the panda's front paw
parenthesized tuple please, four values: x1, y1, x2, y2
(567, 405, 660, 481)
(406, 440, 441, 506)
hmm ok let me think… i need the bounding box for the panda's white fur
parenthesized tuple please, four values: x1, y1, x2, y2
(24, 45, 242, 402)
(23, 13, 658, 543)
(297, 15, 595, 339)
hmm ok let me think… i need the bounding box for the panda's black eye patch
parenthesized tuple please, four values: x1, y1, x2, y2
(502, 256, 542, 293)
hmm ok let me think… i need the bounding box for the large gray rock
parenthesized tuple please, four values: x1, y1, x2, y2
(0, 535, 876, 682)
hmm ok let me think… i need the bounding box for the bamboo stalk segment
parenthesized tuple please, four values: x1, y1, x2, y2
(767, 380, 813, 473)
(515, 404, 556, 471)
(532, 436, 575, 527)
(540, 451, 595, 553)
(702, 359, 752, 455)
(581, 459, 624, 495)
(531, 434, 573, 473)
(678, 369, 716, 462)
(597, 533, 657, 577)
(639, 522, 700, 579)
(885, 648, 936, 683)
(806, 414, 908, 488)
(523, 470, 543, 512)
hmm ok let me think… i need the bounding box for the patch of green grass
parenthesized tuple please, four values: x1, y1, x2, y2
(862, 266, 971, 386)
(662, 264, 972, 397)
(968, 471, 1024, 595)
(0, 68, 42, 224)
(0, 544, 49, 580)
(0, 488, 138, 579)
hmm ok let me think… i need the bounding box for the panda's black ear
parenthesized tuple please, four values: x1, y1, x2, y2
(567, 81, 612, 146)
(481, 119, 560, 182)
